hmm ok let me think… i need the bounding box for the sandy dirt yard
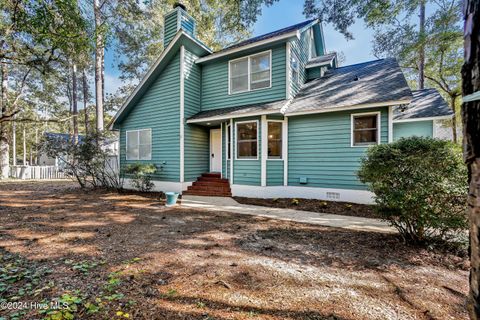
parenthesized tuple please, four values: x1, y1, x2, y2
(0, 181, 469, 320)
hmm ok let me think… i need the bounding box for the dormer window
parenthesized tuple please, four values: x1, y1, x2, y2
(308, 29, 317, 59)
(229, 51, 271, 94)
(291, 52, 299, 84)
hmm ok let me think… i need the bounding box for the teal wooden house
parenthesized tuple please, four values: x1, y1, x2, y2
(110, 4, 453, 204)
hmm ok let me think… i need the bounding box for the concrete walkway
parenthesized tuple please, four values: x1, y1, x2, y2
(181, 195, 394, 233)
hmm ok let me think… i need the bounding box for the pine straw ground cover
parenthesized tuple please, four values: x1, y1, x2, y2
(0, 181, 469, 320)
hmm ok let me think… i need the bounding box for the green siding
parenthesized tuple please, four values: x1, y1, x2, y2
(184, 49, 209, 181)
(119, 53, 181, 182)
(288, 107, 389, 190)
(232, 117, 262, 185)
(393, 121, 433, 141)
(290, 29, 310, 96)
(201, 44, 287, 111)
(164, 8, 196, 47)
(267, 161, 283, 186)
(307, 67, 322, 80)
(164, 11, 178, 47)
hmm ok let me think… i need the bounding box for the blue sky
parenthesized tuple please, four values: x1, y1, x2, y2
(103, 0, 376, 95)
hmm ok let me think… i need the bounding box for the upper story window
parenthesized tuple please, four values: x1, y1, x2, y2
(351, 113, 380, 147)
(229, 51, 271, 94)
(236, 121, 258, 159)
(290, 52, 299, 85)
(126, 129, 152, 160)
(308, 28, 317, 59)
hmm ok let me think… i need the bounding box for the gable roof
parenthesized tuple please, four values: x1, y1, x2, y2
(187, 58, 413, 123)
(285, 58, 413, 115)
(220, 19, 316, 53)
(109, 30, 211, 129)
(393, 88, 453, 121)
(196, 19, 318, 64)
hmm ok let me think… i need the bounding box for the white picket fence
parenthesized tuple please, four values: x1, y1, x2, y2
(10, 165, 66, 180)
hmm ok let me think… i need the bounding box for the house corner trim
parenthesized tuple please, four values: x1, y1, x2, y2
(261, 115, 267, 187)
(283, 117, 288, 186)
(388, 106, 393, 143)
(180, 45, 185, 182)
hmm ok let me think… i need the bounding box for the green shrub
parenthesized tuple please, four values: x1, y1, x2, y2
(357, 136, 467, 244)
(124, 163, 156, 192)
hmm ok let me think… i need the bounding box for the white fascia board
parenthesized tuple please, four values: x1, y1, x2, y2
(195, 30, 299, 64)
(393, 115, 453, 123)
(284, 99, 412, 117)
(186, 109, 282, 124)
(305, 60, 333, 69)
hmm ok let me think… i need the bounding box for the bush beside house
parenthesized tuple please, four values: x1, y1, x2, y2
(358, 136, 467, 244)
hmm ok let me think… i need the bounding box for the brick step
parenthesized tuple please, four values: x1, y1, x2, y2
(185, 172, 232, 197)
(187, 186, 231, 193)
(183, 190, 232, 197)
(192, 181, 230, 187)
(197, 177, 229, 183)
(201, 172, 221, 178)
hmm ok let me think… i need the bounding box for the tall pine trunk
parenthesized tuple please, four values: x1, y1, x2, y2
(450, 95, 458, 143)
(72, 64, 78, 144)
(82, 70, 89, 135)
(462, 0, 480, 318)
(0, 62, 9, 178)
(94, 0, 104, 132)
(418, 0, 426, 90)
(12, 116, 16, 166)
(22, 126, 26, 165)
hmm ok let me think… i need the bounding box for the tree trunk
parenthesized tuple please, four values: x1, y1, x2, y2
(82, 69, 89, 135)
(34, 128, 38, 165)
(0, 62, 9, 178)
(462, 0, 480, 318)
(22, 126, 26, 165)
(72, 64, 78, 144)
(94, 0, 104, 132)
(450, 95, 458, 144)
(418, 0, 426, 90)
(12, 117, 16, 166)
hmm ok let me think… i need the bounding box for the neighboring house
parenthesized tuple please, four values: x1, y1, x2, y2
(110, 4, 453, 204)
(38, 133, 86, 166)
(39, 132, 119, 167)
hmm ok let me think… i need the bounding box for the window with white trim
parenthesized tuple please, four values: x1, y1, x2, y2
(126, 129, 152, 160)
(229, 51, 271, 94)
(268, 121, 282, 159)
(290, 52, 299, 85)
(236, 122, 258, 159)
(352, 114, 379, 146)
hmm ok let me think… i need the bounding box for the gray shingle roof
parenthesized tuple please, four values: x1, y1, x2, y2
(188, 100, 288, 122)
(285, 58, 412, 115)
(305, 53, 337, 68)
(215, 20, 316, 54)
(393, 88, 453, 120)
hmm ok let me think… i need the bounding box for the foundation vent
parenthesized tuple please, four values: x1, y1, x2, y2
(326, 192, 340, 200)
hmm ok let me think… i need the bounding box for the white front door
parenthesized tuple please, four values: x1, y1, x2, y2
(210, 129, 222, 173)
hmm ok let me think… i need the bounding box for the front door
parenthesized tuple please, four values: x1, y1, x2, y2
(210, 129, 222, 173)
